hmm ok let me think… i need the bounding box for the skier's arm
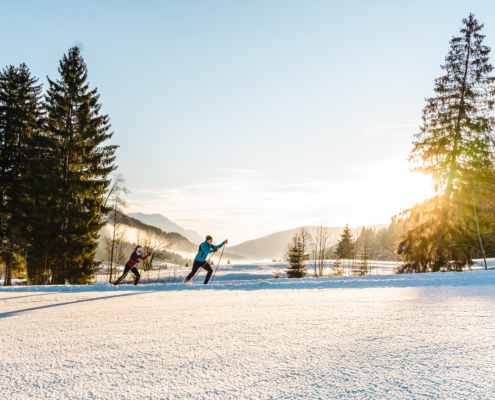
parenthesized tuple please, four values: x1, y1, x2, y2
(212, 240, 227, 250)
(139, 254, 149, 261)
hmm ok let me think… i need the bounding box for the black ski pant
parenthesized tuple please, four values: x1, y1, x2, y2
(114, 264, 140, 285)
(185, 260, 213, 284)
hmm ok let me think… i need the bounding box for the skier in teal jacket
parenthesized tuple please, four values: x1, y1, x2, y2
(185, 235, 227, 284)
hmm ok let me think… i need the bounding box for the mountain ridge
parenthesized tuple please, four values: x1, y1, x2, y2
(128, 213, 203, 244)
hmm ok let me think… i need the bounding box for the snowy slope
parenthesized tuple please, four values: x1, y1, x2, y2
(2, 272, 495, 399)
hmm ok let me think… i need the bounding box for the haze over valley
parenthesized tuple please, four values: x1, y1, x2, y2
(105, 212, 388, 261)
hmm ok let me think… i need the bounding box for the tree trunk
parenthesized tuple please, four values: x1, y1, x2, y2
(443, 32, 472, 208)
(472, 187, 488, 270)
(51, 258, 66, 284)
(4, 256, 12, 286)
(108, 206, 117, 283)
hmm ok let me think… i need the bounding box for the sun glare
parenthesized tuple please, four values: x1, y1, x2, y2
(397, 173, 436, 208)
(350, 168, 436, 227)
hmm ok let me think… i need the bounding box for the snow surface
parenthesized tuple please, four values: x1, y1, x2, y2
(94, 258, 495, 284)
(6, 258, 490, 287)
(4, 268, 495, 293)
(2, 271, 495, 399)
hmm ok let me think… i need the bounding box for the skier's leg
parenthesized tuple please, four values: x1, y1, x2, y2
(203, 263, 213, 284)
(130, 267, 141, 285)
(184, 261, 201, 283)
(114, 265, 131, 285)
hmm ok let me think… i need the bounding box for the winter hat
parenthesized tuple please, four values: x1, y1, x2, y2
(205, 235, 213, 241)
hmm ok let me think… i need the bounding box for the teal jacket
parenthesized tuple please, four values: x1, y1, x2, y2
(195, 241, 225, 262)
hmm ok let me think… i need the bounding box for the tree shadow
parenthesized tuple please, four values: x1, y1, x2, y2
(0, 291, 149, 319)
(0, 293, 54, 301)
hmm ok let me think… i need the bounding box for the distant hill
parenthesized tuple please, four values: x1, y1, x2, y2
(125, 214, 197, 254)
(128, 213, 203, 244)
(107, 213, 246, 262)
(97, 213, 196, 266)
(229, 224, 388, 261)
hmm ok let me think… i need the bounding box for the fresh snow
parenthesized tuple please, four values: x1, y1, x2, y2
(7, 257, 492, 287)
(3, 269, 495, 293)
(2, 270, 495, 398)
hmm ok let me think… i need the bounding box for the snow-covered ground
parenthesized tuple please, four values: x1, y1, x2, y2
(89, 258, 495, 285)
(5, 258, 494, 286)
(2, 270, 495, 399)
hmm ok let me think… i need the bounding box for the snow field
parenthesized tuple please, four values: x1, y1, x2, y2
(3, 268, 495, 293)
(84, 258, 495, 285)
(4, 258, 494, 287)
(2, 274, 495, 399)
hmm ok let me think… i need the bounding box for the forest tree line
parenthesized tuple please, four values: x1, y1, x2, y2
(0, 47, 116, 285)
(281, 222, 403, 278)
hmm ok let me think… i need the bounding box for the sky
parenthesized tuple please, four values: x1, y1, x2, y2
(2, 0, 495, 244)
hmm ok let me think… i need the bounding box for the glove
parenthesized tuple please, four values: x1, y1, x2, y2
(223, 239, 228, 244)
(213, 248, 218, 253)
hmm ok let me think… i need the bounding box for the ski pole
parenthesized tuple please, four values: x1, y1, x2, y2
(210, 245, 225, 285)
(114, 268, 130, 285)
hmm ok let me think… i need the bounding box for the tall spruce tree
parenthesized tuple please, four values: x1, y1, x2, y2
(335, 224, 355, 260)
(45, 47, 117, 284)
(0, 64, 43, 285)
(22, 114, 60, 284)
(398, 14, 495, 272)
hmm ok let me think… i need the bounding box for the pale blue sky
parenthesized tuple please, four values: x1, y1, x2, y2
(2, 1, 494, 244)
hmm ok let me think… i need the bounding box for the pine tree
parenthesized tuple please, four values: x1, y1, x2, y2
(284, 231, 307, 278)
(0, 64, 44, 285)
(398, 14, 495, 272)
(44, 47, 117, 284)
(335, 224, 355, 260)
(354, 227, 377, 275)
(22, 119, 61, 284)
(272, 264, 283, 279)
